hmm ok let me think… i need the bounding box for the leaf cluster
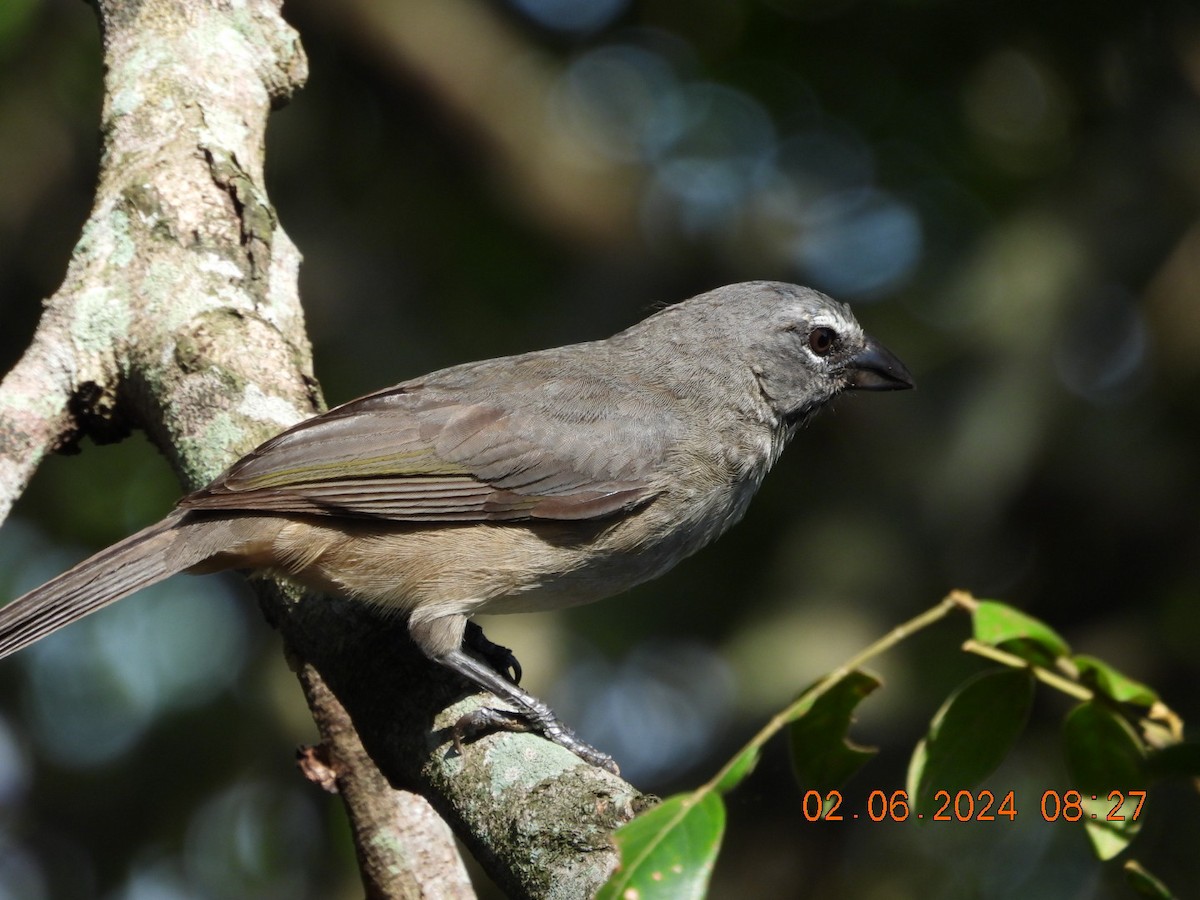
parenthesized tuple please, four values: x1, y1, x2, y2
(600, 592, 1196, 899)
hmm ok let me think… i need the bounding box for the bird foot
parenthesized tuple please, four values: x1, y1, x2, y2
(453, 706, 619, 774)
(463, 621, 522, 684)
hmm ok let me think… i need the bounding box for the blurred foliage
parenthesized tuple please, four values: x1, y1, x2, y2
(2, 0, 1200, 897)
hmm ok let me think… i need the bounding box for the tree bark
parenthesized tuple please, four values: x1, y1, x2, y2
(0, 0, 642, 897)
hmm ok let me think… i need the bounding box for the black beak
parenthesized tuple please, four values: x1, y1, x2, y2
(844, 336, 914, 391)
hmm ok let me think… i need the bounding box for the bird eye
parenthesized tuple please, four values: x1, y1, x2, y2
(808, 326, 836, 357)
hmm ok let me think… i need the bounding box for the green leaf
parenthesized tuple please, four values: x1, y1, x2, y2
(1073, 655, 1158, 707)
(971, 600, 1070, 664)
(1063, 701, 1147, 860)
(1124, 860, 1176, 899)
(713, 744, 760, 794)
(597, 792, 725, 900)
(907, 668, 1034, 815)
(788, 670, 881, 791)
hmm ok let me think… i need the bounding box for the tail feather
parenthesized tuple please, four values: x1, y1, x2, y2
(0, 509, 218, 659)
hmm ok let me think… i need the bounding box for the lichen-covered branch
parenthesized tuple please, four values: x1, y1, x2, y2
(0, 1, 640, 897)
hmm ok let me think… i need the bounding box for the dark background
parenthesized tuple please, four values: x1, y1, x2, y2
(0, 0, 1197, 897)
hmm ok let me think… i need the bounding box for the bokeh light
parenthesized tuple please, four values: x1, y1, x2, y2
(506, 0, 631, 36)
(555, 37, 923, 296)
(555, 639, 737, 784)
(9, 543, 250, 770)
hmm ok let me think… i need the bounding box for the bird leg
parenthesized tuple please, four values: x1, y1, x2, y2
(440, 646, 618, 774)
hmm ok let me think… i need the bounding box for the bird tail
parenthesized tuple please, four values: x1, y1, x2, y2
(0, 509, 231, 659)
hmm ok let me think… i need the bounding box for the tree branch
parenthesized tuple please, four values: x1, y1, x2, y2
(0, 1, 642, 896)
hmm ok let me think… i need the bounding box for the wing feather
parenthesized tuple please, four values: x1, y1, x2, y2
(181, 353, 680, 523)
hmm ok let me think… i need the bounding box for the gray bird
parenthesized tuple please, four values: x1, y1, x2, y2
(0, 281, 912, 770)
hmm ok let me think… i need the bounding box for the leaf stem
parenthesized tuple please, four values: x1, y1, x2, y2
(700, 592, 970, 794)
(961, 639, 1093, 701)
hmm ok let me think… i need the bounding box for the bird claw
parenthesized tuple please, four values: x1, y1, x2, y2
(463, 621, 523, 684)
(452, 706, 619, 775)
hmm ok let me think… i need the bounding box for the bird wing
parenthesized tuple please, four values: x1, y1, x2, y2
(180, 356, 678, 523)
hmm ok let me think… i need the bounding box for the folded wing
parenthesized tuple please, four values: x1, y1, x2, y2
(181, 355, 680, 523)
